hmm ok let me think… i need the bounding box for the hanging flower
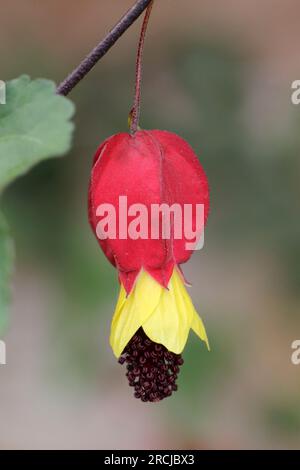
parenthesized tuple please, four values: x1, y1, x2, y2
(88, 130, 209, 401)
(88, 1, 210, 402)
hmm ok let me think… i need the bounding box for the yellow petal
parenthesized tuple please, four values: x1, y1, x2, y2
(191, 312, 210, 351)
(110, 270, 162, 357)
(143, 268, 205, 354)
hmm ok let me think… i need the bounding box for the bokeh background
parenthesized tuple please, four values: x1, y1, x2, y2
(1, 0, 300, 449)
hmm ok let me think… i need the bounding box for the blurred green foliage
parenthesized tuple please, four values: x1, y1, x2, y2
(0, 212, 14, 332)
(0, 75, 74, 331)
(265, 400, 300, 436)
(172, 325, 233, 432)
(0, 76, 74, 190)
(2, 39, 300, 443)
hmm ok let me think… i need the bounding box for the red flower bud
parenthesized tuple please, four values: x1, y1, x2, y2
(88, 129, 209, 294)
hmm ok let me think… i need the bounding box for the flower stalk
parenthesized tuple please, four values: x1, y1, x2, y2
(129, 0, 154, 134)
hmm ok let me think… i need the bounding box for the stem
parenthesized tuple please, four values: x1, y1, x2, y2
(130, 0, 154, 134)
(56, 0, 153, 96)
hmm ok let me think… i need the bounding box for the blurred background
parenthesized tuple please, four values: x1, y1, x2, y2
(1, 0, 300, 450)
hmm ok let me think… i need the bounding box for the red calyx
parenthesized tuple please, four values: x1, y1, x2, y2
(88, 130, 209, 294)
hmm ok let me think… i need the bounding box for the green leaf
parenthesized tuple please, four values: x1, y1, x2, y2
(0, 75, 75, 331)
(0, 75, 75, 190)
(0, 212, 14, 333)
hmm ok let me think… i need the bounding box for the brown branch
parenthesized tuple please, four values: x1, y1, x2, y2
(57, 0, 153, 96)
